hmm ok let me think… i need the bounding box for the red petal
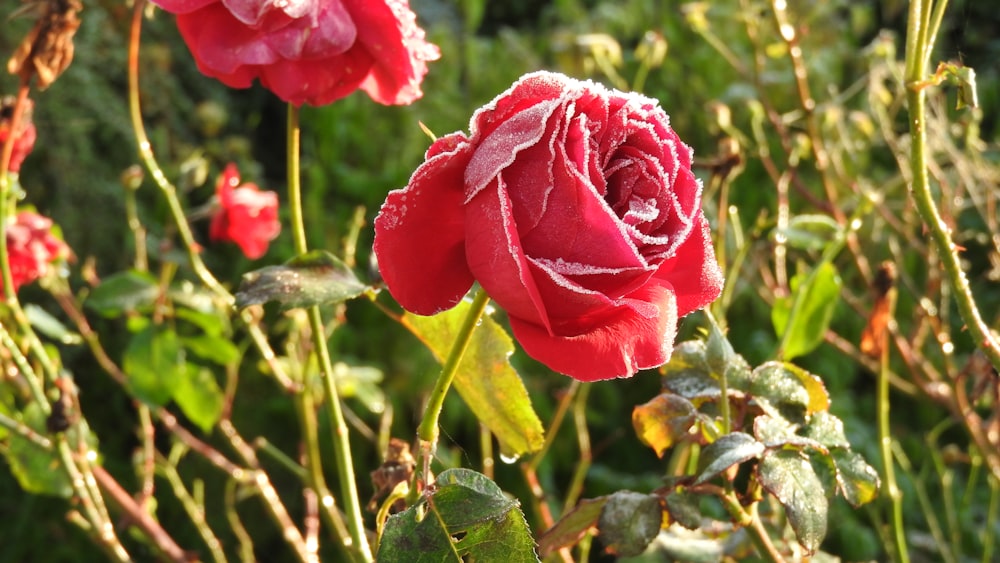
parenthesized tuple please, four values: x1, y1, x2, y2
(508, 280, 678, 381)
(465, 176, 552, 332)
(374, 135, 474, 314)
(653, 215, 723, 317)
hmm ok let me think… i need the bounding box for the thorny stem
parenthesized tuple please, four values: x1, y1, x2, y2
(875, 284, 909, 562)
(286, 103, 372, 563)
(158, 449, 228, 563)
(522, 380, 580, 531)
(93, 465, 190, 563)
(563, 382, 593, 513)
(903, 0, 1000, 374)
(700, 483, 787, 563)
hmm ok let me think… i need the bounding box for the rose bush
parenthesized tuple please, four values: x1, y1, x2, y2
(374, 71, 723, 381)
(5, 211, 70, 292)
(209, 163, 280, 259)
(150, 0, 440, 106)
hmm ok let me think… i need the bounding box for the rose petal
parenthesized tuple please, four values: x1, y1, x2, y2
(652, 215, 724, 317)
(465, 176, 552, 332)
(508, 281, 678, 381)
(349, 0, 441, 106)
(374, 134, 474, 315)
(175, 5, 280, 79)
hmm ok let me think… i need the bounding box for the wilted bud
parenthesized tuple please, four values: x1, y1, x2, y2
(195, 100, 228, 139)
(7, 0, 83, 90)
(120, 165, 144, 191)
(635, 31, 667, 69)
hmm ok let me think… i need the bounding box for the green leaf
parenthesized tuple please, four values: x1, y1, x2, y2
(802, 411, 850, 449)
(85, 270, 160, 318)
(771, 262, 842, 360)
(831, 449, 880, 507)
(181, 334, 241, 366)
(632, 394, 698, 457)
(757, 449, 828, 553)
(123, 324, 185, 406)
(776, 214, 841, 252)
(694, 432, 764, 485)
(174, 307, 227, 337)
(5, 403, 72, 497)
(332, 363, 386, 414)
(173, 365, 224, 433)
(25, 304, 82, 345)
(664, 490, 702, 530)
(750, 361, 830, 421)
(598, 491, 663, 557)
(403, 301, 544, 458)
(378, 468, 539, 562)
(537, 497, 608, 557)
(235, 250, 368, 310)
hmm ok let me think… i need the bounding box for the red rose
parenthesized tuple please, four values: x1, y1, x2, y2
(151, 0, 440, 106)
(5, 211, 70, 292)
(0, 96, 37, 173)
(374, 72, 723, 381)
(209, 164, 280, 259)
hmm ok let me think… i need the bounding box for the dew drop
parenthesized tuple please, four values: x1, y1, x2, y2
(499, 452, 520, 464)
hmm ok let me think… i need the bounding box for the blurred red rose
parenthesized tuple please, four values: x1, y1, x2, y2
(374, 71, 724, 381)
(0, 96, 37, 173)
(5, 211, 70, 292)
(209, 164, 280, 259)
(150, 0, 440, 106)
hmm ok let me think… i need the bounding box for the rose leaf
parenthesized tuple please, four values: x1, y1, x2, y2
(377, 468, 539, 562)
(234, 250, 367, 310)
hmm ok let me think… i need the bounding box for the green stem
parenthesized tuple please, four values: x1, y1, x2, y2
(903, 0, 1000, 373)
(286, 103, 372, 563)
(875, 276, 908, 562)
(416, 289, 491, 447)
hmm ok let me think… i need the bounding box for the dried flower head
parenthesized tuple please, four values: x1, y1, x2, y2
(7, 0, 83, 89)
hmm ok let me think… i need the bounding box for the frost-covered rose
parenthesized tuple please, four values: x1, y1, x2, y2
(374, 71, 723, 381)
(209, 164, 280, 259)
(151, 0, 440, 106)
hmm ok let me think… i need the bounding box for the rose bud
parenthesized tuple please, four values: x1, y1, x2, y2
(149, 0, 440, 106)
(374, 71, 724, 382)
(209, 164, 280, 259)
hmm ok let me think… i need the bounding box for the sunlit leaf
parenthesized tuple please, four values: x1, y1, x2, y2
(632, 394, 698, 457)
(757, 449, 828, 553)
(403, 301, 544, 458)
(777, 214, 841, 252)
(85, 270, 159, 318)
(378, 468, 539, 562)
(832, 449, 880, 507)
(181, 334, 240, 366)
(750, 362, 830, 420)
(537, 497, 608, 557)
(802, 411, 850, 449)
(598, 491, 662, 557)
(123, 324, 184, 406)
(25, 304, 82, 345)
(771, 262, 842, 360)
(235, 250, 367, 310)
(173, 365, 224, 433)
(694, 432, 764, 485)
(5, 403, 71, 497)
